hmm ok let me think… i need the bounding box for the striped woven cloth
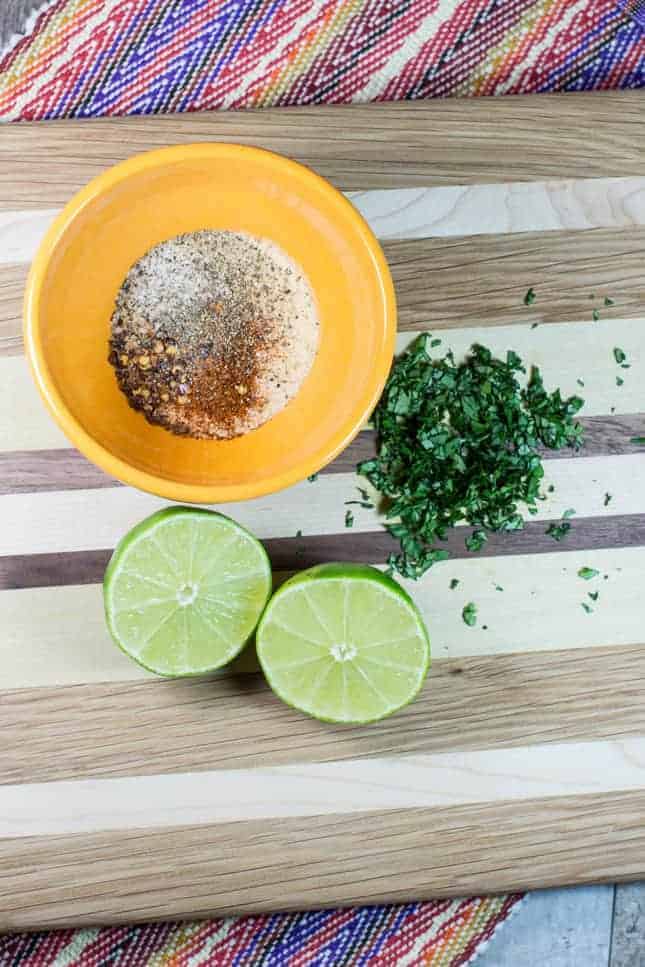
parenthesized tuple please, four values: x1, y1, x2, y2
(0, 0, 642, 121)
(0, 1, 641, 964)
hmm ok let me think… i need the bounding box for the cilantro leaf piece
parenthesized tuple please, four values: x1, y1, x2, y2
(495, 585, 504, 592)
(616, 376, 624, 387)
(563, 508, 576, 519)
(307, 474, 318, 482)
(592, 309, 600, 322)
(295, 529, 303, 538)
(578, 566, 599, 580)
(631, 437, 645, 445)
(613, 347, 627, 364)
(462, 602, 477, 627)
(450, 578, 460, 590)
(604, 297, 615, 306)
(524, 287, 536, 306)
(581, 602, 593, 614)
(344, 510, 354, 528)
(589, 591, 599, 602)
(546, 520, 571, 541)
(604, 492, 612, 506)
(465, 529, 488, 552)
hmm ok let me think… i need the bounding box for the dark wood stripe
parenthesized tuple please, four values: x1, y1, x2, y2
(2, 513, 644, 590)
(2, 644, 645, 787)
(2, 414, 643, 494)
(0, 790, 642, 929)
(2, 92, 644, 210)
(388, 227, 645, 330)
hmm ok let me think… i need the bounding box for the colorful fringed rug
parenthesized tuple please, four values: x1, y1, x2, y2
(0, 0, 640, 964)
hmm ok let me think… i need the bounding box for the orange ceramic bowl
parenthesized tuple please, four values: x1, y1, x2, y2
(24, 144, 396, 503)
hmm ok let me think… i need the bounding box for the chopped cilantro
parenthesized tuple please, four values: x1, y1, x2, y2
(613, 347, 627, 364)
(592, 309, 600, 322)
(577, 379, 585, 387)
(563, 508, 576, 519)
(604, 492, 612, 506)
(578, 566, 599, 580)
(524, 287, 536, 306)
(307, 473, 318, 482)
(462, 602, 477, 627)
(295, 529, 303, 538)
(531, 322, 539, 330)
(344, 510, 354, 528)
(450, 578, 460, 590)
(631, 437, 645, 445)
(358, 335, 584, 578)
(581, 602, 593, 614)
(495, 584, 504, 592)
(430, 338, 442, 348)
(589, 591, 599, 602)
(548, 484, 555, 493)
(616, 376, 624, 387)
(604, 297, 615, 307)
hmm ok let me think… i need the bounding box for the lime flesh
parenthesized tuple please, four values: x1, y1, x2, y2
(256, 563, 430, 724)
(104, 507, 272, 676)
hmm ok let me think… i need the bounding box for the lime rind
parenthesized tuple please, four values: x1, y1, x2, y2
(104, 507, 272, 677)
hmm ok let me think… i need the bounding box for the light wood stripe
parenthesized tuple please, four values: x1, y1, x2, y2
(0, 791, 640, 929)
(0, 790, 640, 928)
(3, 230, 645, 356)
(6, 178, 645, 271)
(1, 645, 645, 786)
(350, 178, 645, 241)
(1, 92, 643, 209)
(1, 414, 643, 495)
(2, 546, 643, 690)
(3, 454, 644, 557)
(3, 736, 645, 839)
(2, 320, 642, 452)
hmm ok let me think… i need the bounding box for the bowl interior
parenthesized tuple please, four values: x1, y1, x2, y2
(29, 145, 394, 499)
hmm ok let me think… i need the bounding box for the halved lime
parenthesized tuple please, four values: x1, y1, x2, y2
(256, 563, 430, 724)
(104, 507, 271, 676)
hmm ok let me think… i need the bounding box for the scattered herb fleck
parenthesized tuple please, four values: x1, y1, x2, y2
(450, 578, 460, 590)
(295, 529, 302, 538)
(548, 484, 555, 493)
(577, 379, 585, 387)
(616, 376, 624, 387)
(482, 625, 488, 630)
(344, 510, 354, 528)
(604, 492, 612, 506)
(307, 473, 318, 482)
(581, 602, 593, 614)
(631, 437, 645, 445)
(563, 508, 576, 519)
(524, 287, 536, 306)
(531, 322, 539, 330)
(465, 529, 488, 553)
(604, 297, 615, 307)
(462, 602, 477, 627)
(589, 591, 599, 602)
(495, 584, 504, 592)
(592, 309, 600, 322)
(358, 335, 584, 578)
(611, 406, 616, 413)
(614, 347, 627, 364)
(578, 566, 599, 580)
(546, 520, 571, 541)
(430, 338, 442, 348)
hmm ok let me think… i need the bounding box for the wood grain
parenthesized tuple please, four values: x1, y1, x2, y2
(3, 228, 645, 355)
(2, 92, 645, 209)
(0, 790, 643, 930)
(1, 644, 645, 787)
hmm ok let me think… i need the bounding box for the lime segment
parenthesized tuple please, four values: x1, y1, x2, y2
(256, 563, 430, 724)
(104, 507, 271, 676)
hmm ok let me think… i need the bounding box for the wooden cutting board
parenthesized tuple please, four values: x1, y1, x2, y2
(2, 90, 645, 931)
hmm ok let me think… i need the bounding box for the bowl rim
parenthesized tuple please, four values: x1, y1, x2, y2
(23, 142, 396, 503)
